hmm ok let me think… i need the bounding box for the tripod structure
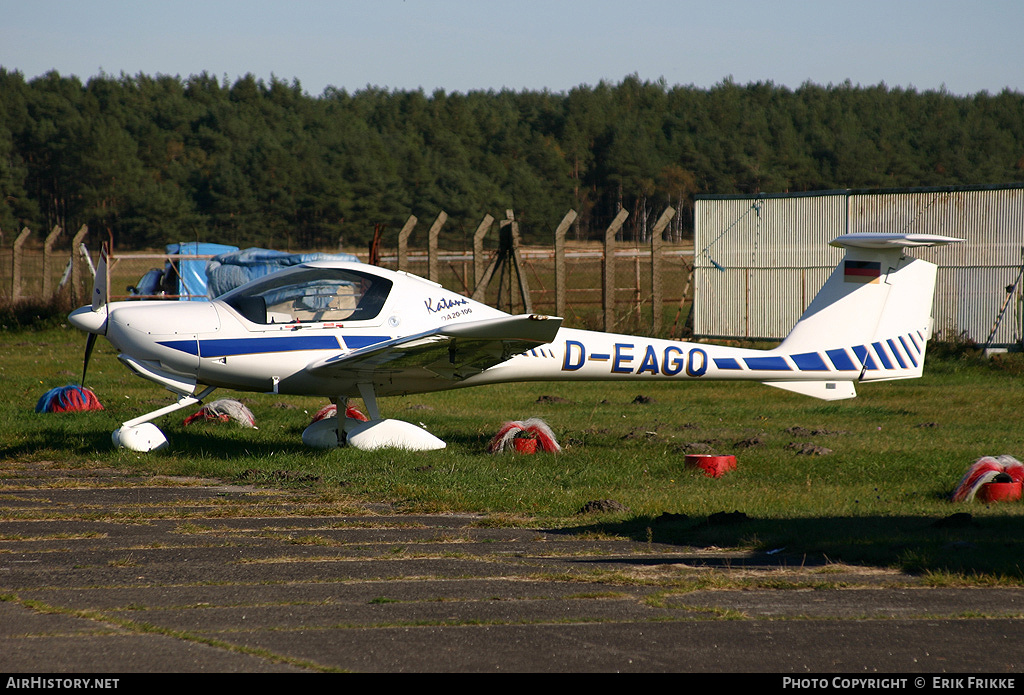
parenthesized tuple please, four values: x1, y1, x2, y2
(472, 211, 532, 314)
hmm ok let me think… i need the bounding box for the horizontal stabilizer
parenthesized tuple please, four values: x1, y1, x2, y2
(761, 380, 856, 401)
(830, 233, 963, 250)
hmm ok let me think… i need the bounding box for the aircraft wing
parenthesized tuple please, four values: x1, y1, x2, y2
(306, 314, 563, 389)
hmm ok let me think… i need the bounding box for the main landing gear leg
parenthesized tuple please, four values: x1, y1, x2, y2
(301, 382, 446, 451)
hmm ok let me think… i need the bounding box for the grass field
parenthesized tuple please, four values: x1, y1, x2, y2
(3, 316, 1024, 581)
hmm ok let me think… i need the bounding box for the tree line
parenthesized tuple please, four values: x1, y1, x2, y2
(1, 69, 1022, 251)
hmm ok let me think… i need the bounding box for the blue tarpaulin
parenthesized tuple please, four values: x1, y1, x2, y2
(129, 244, 359, 299)
(167, 242, 240, 300)
(205, 247, 360, 297)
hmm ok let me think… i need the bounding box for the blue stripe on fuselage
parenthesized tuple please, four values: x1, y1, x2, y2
(743, 356, 791, 371)
(791, 352, 829, 371)
(157, 339, 198, 355)
(159, 335, 342, 358)
(826, 348, 857, 371)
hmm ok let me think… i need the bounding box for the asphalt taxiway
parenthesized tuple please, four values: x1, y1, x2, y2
(1, 461, 1021, 673)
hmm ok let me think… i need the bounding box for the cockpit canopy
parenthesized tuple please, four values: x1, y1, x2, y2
(220, 266, 392, 324)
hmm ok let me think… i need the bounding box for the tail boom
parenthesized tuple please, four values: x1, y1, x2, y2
(466, 233, 960, 401)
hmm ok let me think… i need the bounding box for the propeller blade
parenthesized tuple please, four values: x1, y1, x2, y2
(91, 243, 109, 311)
(82, 332, 97, 388)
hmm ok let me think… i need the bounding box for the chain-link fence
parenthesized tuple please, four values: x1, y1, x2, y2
(3, 214, 694, 338)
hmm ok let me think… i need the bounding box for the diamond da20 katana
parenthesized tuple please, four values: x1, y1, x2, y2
(68, 232, 961, 452)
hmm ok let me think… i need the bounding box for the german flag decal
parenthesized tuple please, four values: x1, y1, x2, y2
(844, 260, 881, 283)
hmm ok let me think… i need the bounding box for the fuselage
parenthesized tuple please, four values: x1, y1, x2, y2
(69, 260, 927, 402)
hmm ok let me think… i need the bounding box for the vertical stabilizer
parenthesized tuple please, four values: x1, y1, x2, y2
(777, 233, 961, 382)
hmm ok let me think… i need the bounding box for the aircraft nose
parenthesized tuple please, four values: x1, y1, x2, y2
(68, 305, 108, 335)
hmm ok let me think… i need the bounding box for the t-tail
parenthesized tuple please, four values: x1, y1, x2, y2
(468, 232, 962, 401)
(763, 232, 962, 399)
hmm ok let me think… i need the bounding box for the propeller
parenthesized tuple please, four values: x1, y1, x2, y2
(77, 243, 110, 389)
(82, 332, 97, 388)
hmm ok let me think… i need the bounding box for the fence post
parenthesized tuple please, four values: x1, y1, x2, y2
(12, 227, 30, 301)
(43, 225, 63, 299)
(397, 215, 417, 272)
(553, 210, 577, 319)
(472, 214, 494, 291)
(650, 207, 676, 335)
(427, 210, 447, 282)
(70, 225, 89, 305)
(603, 209, 629, 331)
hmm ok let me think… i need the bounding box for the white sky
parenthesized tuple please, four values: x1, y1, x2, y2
(2, 0, 1021, 97)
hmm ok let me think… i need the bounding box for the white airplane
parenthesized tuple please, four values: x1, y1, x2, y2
(69, 232, 961, 452)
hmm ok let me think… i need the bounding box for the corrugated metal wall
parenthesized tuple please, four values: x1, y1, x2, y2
(694, 186, 1024, 348)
